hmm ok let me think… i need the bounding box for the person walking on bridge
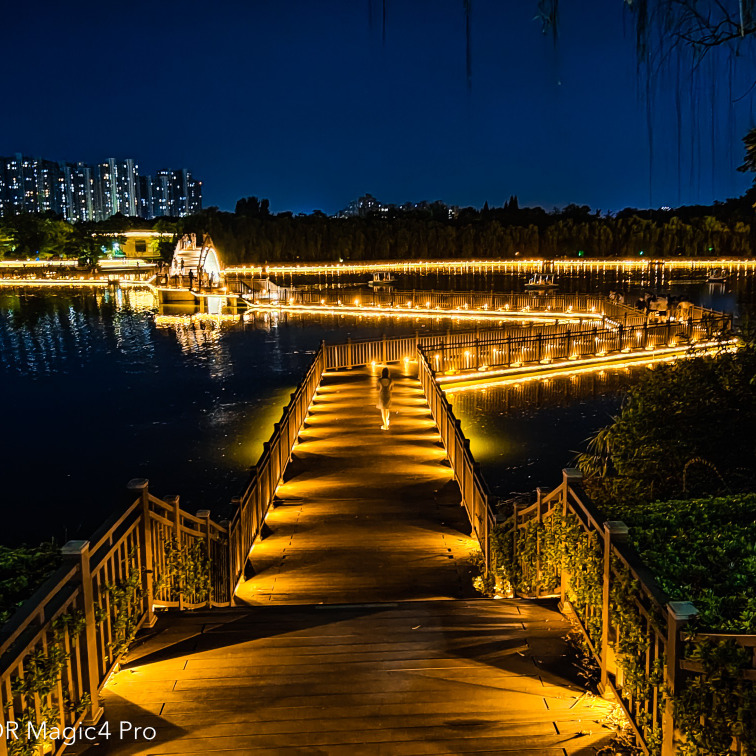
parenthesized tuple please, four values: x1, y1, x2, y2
(376, 367, 394, 430)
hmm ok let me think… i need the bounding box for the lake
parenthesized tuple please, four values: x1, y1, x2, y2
(0, 272, 751, 545)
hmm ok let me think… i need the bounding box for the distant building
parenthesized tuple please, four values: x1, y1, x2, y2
(336, 193, 456, 220)
(0, 154, 64, 216)
(152, 169, 202, 218)
(337, 193, 389, 218)
(99, 230, 172, 258)
(0, 153, 202, 221)
(94, 158, 139, 219)
(61, 162, 95, 221)
(137, 175, 153, 219)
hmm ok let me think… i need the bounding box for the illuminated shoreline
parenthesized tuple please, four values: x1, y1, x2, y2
(245, 301, 603, 323)
(228, 257, 756, 276)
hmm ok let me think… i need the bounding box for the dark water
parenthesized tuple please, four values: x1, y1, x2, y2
(0, 274, 752, 546)
(449, 368, 639, 497)
(0, 287, 467, 546)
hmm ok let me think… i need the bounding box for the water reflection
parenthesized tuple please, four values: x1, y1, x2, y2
(0, 287, 156, 377)
(449, 366, 642, 496)
(277, 269, 756, 318)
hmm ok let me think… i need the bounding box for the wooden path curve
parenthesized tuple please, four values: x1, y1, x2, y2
(74, 366, 616, 754)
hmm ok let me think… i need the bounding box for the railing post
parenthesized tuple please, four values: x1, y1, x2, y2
(196, 510, 212, 607)
(600, 521, 629, 693)
(165, 494, 183, 610)
(347, 337, 352, 369)
(129, 478, 156, 627)
(560, 482, 568, 608)
(560, 468, 582, 610)
(381, 333, 387, 362)
(61, 540, 104, 724)
(535, 487, 543, 594)
(512, 501, 519, 587)
(662, 601, 698, 756)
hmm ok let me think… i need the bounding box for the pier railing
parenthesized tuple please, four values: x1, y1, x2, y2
(416, 348, 496, 564)
(0, 481, 229, 755)
(423, 315, 732, 374)
(502, 469, 756, 755)
(226, 343, 327, 593)
(321, 312, 731, 374)
(323, 321, 601, 371)
(256, 287, 618, 315)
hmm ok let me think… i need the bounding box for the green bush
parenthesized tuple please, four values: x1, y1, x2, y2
(606, 494, 756, 632)
(0, 543, 61, 626)
(578, 346, 756, 507)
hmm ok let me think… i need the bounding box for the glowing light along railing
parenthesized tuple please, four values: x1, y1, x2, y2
(226, 257, 756, 277)
(322, 321, 586, 370)
(416, 346, 496, 565)
(225, 343, 326, 594)
(0, 481, 229, 756)
(234, 285, 630, 320)
(425, 316, 732, 382)
(441, 342, 734, 393)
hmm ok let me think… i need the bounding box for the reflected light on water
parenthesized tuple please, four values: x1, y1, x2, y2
(448, 366, 647, 494)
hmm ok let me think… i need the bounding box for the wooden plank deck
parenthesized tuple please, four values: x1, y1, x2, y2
(74, 365, 616, 754)
(236, 365, 479, 605)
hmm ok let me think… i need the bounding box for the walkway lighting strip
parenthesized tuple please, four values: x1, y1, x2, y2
(226, 258, 756, 276)
(245, 302, 603, 323)
(0, 278, 108, 287)
(441, 340, 738, 393)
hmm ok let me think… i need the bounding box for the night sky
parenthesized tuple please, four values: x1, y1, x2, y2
(3, 1, 754, 213)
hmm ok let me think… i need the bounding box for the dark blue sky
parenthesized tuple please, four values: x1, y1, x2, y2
(3, 1, 754, 213)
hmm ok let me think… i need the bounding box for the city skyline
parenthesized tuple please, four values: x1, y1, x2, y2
(0, 153, 202, 221)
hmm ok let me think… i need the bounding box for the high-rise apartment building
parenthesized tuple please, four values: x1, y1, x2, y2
(61, 162, 95, 222)
(137, 175, 153, 220)
(0, 153, 202, 220)
(94, 158, 139, 219)
(0, 154, 64, 216)
(152, 169, 202, 218)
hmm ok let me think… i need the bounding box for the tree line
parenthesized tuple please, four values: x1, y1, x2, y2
(0, 191, 754, 262)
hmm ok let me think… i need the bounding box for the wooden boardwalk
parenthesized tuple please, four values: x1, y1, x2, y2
(236, 366, 478, 605)
(76, 366, 616, 754)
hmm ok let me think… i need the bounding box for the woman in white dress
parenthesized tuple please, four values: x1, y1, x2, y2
(376, 367, 394, 430)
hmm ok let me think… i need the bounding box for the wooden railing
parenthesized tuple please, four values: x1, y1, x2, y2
(423, 316, 732, 374)
(226, 343, 326, 592)
(0, 481, 228, 756)
(324, 335, 418, 369)
(416, 347, 495, 563)
(504, 469, 755, 755)
(270, 287, 617, 314)
(323, 321, 610, 371)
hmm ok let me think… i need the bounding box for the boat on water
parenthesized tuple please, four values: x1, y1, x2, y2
(524, 274, 558, 290)
(368, 272, 397, 286)
(707, 269, 727, 283)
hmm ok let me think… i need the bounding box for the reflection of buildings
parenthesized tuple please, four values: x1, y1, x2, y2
(0, 287, 158, 377)
(154, 313, 233, 380)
